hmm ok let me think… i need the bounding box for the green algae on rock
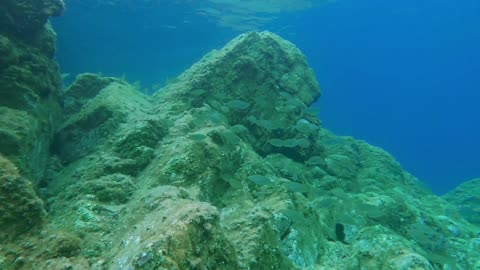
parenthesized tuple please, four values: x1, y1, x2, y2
(0, 0, 64, 37)
(0, 0, 64, 243)
(443, 178, 480, 225)
(0, 155, 46, 240)
(1, 28, 479, 270)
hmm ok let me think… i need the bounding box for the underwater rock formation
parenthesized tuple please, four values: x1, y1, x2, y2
(444, 178, 480, 225)
(0, 18, 479, 270)
(0, 0, 64, 37)
(0, 0, 64, 239)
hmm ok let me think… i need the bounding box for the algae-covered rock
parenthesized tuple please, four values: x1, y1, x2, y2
(0, 35, 16, 67)
(443, 178, 480, 225)
(0, 154, 45, 240)
(63, 73, 122, 116)
(0, 0, 64, 37)
(351, 226, 435, 270)
(0, 38, 62, 181)
(0, 107, 36, 156)
(43, 31, 479, 269)
(78, 173, 136, 204)
(39, 231, 82, 259)
(110, 186, 239, 269)
(2, 29, 479, 270)
(154, 31, 323, 161)
(0, 0, 64, 242)
(54, 79, 152, 164)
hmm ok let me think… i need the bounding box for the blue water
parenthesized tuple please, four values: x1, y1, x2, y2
(53, 2, 234, 85)
(53, 0, 480, 194)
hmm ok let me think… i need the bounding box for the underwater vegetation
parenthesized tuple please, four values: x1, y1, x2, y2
(0, 1, 479, 270)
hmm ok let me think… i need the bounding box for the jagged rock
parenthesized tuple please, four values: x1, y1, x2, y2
(0, 0, 64, 37)
(53, 79, 152, 164)
(153, 31, 323, 161)
(0, 0, 63, 242)
(45, 32, 480, 270)
(63, 73, 122, 116)
(1, 30, 479, 270)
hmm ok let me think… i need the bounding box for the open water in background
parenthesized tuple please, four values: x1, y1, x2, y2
(53, 0, 480, 194)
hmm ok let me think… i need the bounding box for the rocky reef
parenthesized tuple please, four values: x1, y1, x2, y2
(0, 3, 479, 269)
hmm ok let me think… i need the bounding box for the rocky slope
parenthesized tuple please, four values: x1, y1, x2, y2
(0, 3, 479, 269)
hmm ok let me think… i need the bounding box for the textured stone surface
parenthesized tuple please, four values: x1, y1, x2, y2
(62, 73, 121, 116)
(0, 0, 64, 240)
(443, 178, 480, 225)
(110, 186, 239, 269)
(1, 30, 479, 270)
(0, 0, 64, 37)
(0, 154, 46, 240)
(153, 32, 322, 162)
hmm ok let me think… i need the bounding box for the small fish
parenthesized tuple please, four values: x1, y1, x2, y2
(189, 133, 207, 141)
(306, 156, 324, 166)
(248, 175, 272, 185)
(226, 99, 250, 110)
(269, 139, 284, 147)
(231, 124, 248, 133)
(283, 182, 310, 193)
(191, 89, 207, 96)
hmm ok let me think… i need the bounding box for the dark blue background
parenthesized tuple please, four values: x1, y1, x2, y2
(53, 0, 480, 194)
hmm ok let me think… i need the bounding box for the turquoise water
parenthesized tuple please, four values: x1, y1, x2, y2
(53, 0, 480, 194)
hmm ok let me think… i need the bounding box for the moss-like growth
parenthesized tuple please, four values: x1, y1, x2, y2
(63, 73, 123, 116)
(2, 30, 479, 270)
(54, 82, 150, 164)
(0, 0, 64, 202)
(79, 174, 136, 204)
(0, 154, 45, 239)
(41, 231, 82, 258)
(0, 0, 64, 37)
(443, 178, 480, 225)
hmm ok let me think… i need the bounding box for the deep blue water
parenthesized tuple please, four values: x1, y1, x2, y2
(53, 0, 480, 194)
